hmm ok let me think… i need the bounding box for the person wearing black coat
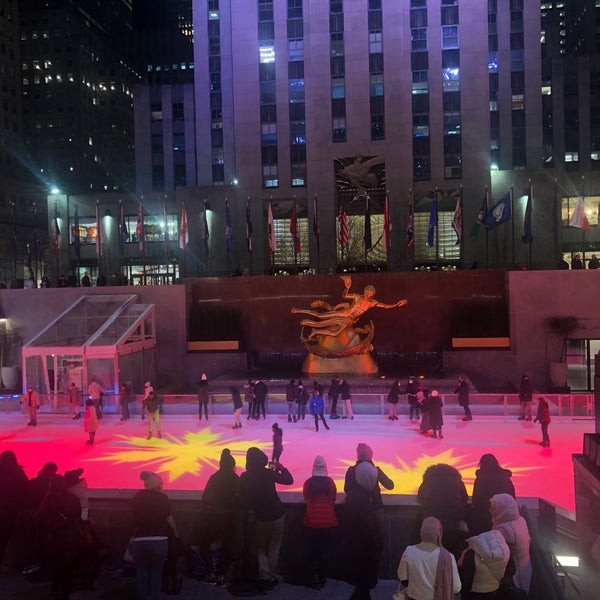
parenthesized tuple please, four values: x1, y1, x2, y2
(469, 454, 515, 535)
(454, 376, 472, 421)
(0, 451, 29, 568)
(418, 463, 469, 559)
(199, 449, 240, 586)
(239, 447, 293, 589)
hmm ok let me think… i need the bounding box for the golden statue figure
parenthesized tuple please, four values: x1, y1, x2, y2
(291, 276, 407, 374)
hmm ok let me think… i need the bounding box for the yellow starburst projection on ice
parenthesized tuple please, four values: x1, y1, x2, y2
(327, 449, 536, 496)
(89, 428, 269, 483)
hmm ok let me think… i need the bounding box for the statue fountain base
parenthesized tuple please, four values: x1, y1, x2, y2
(302, 328, 378, 375)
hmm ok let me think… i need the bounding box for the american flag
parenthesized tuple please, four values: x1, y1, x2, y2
(338, 207, 348, 245)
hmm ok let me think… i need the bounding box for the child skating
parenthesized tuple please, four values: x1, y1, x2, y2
(534, 396, 551, 447)
(84, 399, 98, 445)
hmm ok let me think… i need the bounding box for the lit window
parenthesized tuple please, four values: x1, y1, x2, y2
(260, 44, 275, 64)
(564, 152, 579, 162)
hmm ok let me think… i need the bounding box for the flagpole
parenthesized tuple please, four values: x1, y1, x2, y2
(435, 189, 440, 271)
(510, 186, 515, 268)
(552, 179, 558, 266)
(581, 176, 586, 263)
(458, 185, 464, 263)
(225, 197, 230, 277)
(313, 194, 320, 274)
(292, 197, 298, 275)
(485, 186, 489, 267)
(54, 201, 60, 281)
(527, 180, 532, 270)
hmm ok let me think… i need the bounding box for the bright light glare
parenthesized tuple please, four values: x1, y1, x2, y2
(556, 555, 579, 567)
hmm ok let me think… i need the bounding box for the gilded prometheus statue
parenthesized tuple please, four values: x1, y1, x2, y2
(291, 276, 407, 361)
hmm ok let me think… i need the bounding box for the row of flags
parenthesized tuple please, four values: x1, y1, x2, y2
(48, 189, 600, 262)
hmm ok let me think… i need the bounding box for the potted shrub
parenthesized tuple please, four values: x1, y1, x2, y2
(546, 316, 580, 388)
(0, 330, 21, 389)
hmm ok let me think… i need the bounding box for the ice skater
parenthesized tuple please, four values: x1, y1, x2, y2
(534, 396, 551, 447)
(272, 423, 283, 463)
(309, 387, 330, 432)
(84, 399, 98, 445)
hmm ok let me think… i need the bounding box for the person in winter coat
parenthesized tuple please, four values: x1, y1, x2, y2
(0, 450, 29, 568)
(199, 449, 240, 587)
(327, 376, 341, 419)
(397, 516, 462, 600)
(21, 385, 41, 427)
(343, 443, 394, 599)
(35, 475, 84, 600)
(518, 375, 533, 421)
(386, 379, 402, 421)
(84, 399, 98, 445)
(309, 387, 330, 432)
(130, 471, 177, 600)
(454, 376, 472, 421)
(470, 454, 515, 535)
(230, 385, 244, 429)
(489, 493, 532, 594)
(458, 529, 510, 599)
(239, 447, 293, 590)
(428, 390, 444, 438)
(534, 396, 551, 447)
(285, 379, 297, 423)
(141, 387, 162, 439)
(303, 456, 338, 589)
(406, 376, 421, 420)
(197, 373, 211, 420)
(271, 423, 283, 463)
(252, 378, 268, 420)
(339, 378, 354, 419)
(295, 381, 308, 421)
(418, 463, 469, 559)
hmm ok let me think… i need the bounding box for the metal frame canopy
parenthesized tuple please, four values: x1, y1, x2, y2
(21, 294, 156, 397)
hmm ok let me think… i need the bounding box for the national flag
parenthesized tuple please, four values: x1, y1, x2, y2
(225, 200, 232, 255)
(267, 202, 276, 254)
(364, 195, 372, 251)
(95, 201, 102, 259)
(136, 200, 144, 251)
(53, 204, 61, 257)
(202, 202, 210, 255)
(427, 193, 438, 248)
(179, 202, 189, 250)
(290, 203, 300, 255)
(163, 198, 171, 252)
(598, 200, 600, 232)
(452, 195, 462, 245)
(33, 207, 42, 259)
(470, 188, 489, 240)
(484, 191, 512, 229)
(569, 196, 591, 232)
(73, 205, 81, 259)
(338, 207, 348, 245)
(121, 204, 129, 243)
(11, 203, 18, 259)
(383, 194, 390, 252)
(522, 182, 534, 244)
(406, 190, 414, 248)
(313, 194, 320, 250)
(245, 200, 253, 253)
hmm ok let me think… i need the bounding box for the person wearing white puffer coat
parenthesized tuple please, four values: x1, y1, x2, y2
(489, 493, 532, 594)
(458, 529, 510, 598)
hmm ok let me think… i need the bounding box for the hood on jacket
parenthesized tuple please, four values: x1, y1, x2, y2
(245, 447, 268, 471)
(467, 530, 510, 580)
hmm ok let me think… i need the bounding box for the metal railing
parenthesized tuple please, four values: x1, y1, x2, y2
(3, 391, 594, 419)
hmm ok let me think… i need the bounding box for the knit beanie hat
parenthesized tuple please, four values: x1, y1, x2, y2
(220, 448, 236, 470)
(312, 455, 328, 477)
(140, 470, 162, 490)
(356, 442, 373, 461)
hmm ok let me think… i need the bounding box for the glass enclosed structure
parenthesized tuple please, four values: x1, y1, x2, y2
(21, 295, 156, 402)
